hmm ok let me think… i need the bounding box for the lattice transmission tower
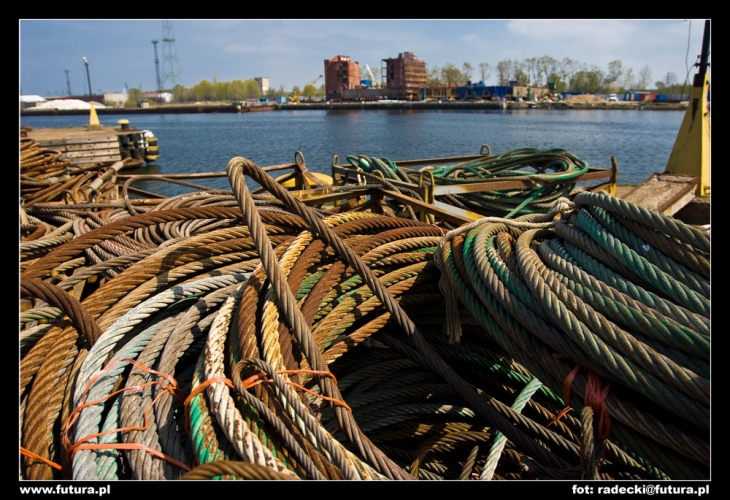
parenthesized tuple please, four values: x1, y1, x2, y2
(161, 20, 183, 90)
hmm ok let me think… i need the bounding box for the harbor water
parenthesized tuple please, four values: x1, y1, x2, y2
(21, 108, 683, 198)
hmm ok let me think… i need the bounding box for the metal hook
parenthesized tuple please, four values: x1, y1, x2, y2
(294, 151, 306, 166)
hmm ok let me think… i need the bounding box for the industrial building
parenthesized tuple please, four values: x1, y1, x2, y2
(382, 52, 427, 100)
(322, 51, 558, 103)
(325, 52, 428, 101)
(324, 55, 361, 100)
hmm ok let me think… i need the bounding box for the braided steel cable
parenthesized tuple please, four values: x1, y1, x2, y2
(187, 355, 240, 468)
(434, 191, 709, 479)
(480, 378, 543, 480)
(181, 460, 299, 480)
(573, 191, 709, 254)
(21, 327, 81, 479)
(409, 431, 495, 479)
(516, 229, 709, 416)
(119, 309, 191, 480)
(227, 156, 585, 472)
(198, 279, 297, 477)
(538, 239, 710, 360)
(68, 275, 248, 479)
(227, 159, 418, 479)
(21, 207, 307, 282)
(585, 206, 709, 298)
(416, 324, 644, 470)
(363, 148, 591, 218)
(581, 406, 599, 480)
(121, 175, 222, 215)
(458, 445, 481, 480)
(231, 359, 379, 480)
(20, 278, 101, 347)
(229, 158, 580, 474)
(70, 312, 180, 480)
(553, 228, 709, 334)
(570, 210, 709, 317)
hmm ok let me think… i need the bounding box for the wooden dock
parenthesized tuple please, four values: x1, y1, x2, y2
(22, 124, 157, 168)
(24, 126, 122, 166)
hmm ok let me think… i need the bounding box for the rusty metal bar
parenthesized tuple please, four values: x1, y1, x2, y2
(430, 168, 613, 196)
(377, 189, 472, 226)
(291, 187, 371, 205)
(117, 162, 302, 181)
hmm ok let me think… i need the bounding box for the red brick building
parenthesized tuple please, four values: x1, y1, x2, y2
(324, 55, 361, 99)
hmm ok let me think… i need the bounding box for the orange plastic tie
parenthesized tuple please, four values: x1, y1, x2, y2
(183, 376, 235, 409)
(284, 381, 352, 412)
(183, 376, 235, 436)
(242, 372, 272, 390)
(276, 369, 338, 385)
(546, 405, 572, 428)
(20, 446, 71, 475)
(67, 384, 176, 457)
(542, 356, 581, 429)
(238, 369, 351, 412)
(62, 357, 192, 473)
(275, 369, 350, 411)
(62, 358, 183, 451)
(71, 443, 190, 471)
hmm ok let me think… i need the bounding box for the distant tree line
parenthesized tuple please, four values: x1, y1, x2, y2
(171, 77, 266, 102)
(121, 77, 326, 105)
(426, 56, 692, 95)
(121, 60, 689, 107)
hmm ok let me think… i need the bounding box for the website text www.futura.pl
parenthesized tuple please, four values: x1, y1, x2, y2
(19, 485, 110, 496)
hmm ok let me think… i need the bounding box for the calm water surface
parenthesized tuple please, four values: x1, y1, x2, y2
(21, 109, 683, 198)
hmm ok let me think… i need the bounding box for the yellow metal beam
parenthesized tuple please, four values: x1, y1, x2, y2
(664, 73, 710, 196)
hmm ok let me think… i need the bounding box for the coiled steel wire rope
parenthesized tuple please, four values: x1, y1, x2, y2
(433, 191, 709, 479)
(224, 157, 591, 476)
(19, 154, 708, 481)
(350, 148, 591, 218)
(20, 208, 307, 479)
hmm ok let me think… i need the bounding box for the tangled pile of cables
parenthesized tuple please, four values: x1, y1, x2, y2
(347, 148, 590, 218)
(19, 156, 709, 481)
(20, 137, 128, 208)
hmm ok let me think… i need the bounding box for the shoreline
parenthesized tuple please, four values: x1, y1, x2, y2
(20, 100, 688, 117)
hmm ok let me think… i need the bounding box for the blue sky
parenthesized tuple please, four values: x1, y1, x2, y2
(19, 19, 710, 97)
